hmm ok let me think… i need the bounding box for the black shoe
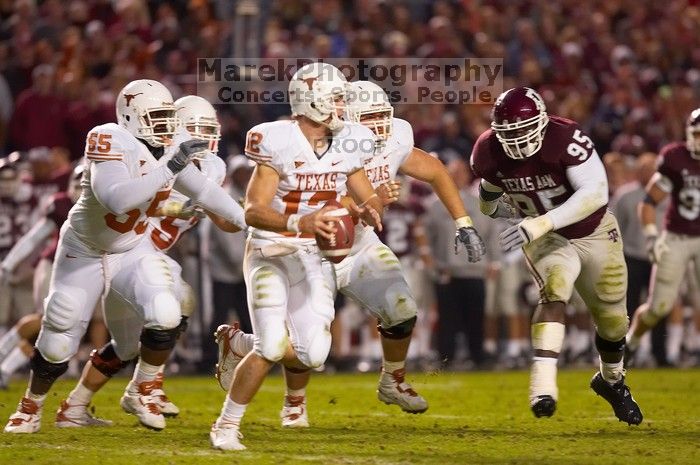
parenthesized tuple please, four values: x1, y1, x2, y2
(531, 395, 556, 418)
(590, 372, 643, 425)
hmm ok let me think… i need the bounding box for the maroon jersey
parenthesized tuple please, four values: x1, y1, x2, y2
(0, 189, 36, 259)
(40, 192, 74, 261)
(656, 142, 700, 236)
(471, 115, 606, 239)
(378, 201, 424, 258)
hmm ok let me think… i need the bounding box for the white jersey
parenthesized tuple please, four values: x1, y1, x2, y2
(147, 152, 227, 252)
(68, 123, 175, 253)
(362, 118, 414, 188)
(244, 120, 373, 241)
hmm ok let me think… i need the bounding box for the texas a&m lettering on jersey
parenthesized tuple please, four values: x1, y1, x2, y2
(656, 142, 700, 236)
(471, 115, 606, 239)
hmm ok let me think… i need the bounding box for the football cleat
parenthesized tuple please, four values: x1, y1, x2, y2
(4, 397, 41, 433)
(210, 422, 246, 451)
(530, 395, 556, 418)
(590, 372, 643, 425)
(120, 381, 166, 430)
(55, 400, 113, 428)
(377, 368, 428, 414)
(280, 395, 309, 428)
(153, 373, 180, 417)
(215, 323, 246, 391)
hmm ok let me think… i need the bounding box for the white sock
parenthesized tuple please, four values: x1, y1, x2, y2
(600, 358, 624, 384)
(233, 333, 255, 356)
(666, 323, 683, 364)
(218, 396, 247, 426)
(25, 388, 47, 407)
(1, 347, 29, 377)
(484, 339, 497, 355)
(131, 359, 161, 389)
(66, 382, 95, 406)
(286, 388, 306, 398)
(0, 327, 20, 362)
(506, 339, 520, 358)
(382, 359, 405, 375)
(529, 356, 558, 402)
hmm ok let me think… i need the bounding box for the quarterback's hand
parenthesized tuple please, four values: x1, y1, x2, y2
(644, 225, 668, 264)
(348, 201, 383, 232)
(298, 206, 339, 240)
(167, 139, 209, 174)
(376, 180, 401, 206)
(157, 200, 205, 220)
(499, 215, 553, 253)
(454, 216, 486, 263)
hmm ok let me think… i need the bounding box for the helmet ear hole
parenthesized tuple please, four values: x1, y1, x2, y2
(124, 115, 130, 121)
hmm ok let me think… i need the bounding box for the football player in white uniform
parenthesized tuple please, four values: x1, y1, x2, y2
(4, 81, 246, 433)
(53, 95, 234, 430)
(210, 63, 384, 451)
(215, 80, 486, 427)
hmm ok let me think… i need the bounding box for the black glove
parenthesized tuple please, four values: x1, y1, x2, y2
(167, 139, 209, 173)
(455, 226, 486, 263)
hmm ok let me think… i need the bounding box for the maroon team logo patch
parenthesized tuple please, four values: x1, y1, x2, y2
(608, 229, 620, 243)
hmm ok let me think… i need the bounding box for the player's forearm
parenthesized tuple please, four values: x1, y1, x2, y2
(244, 203, 292, 233)
(479, 180, 504, 216)
(175, 165, 246, 229)
(93, 161, 175, 215)
(430, 167, 468, 220)
(545, 154, 608, 230)
(638, 202, 657, 229)
(1, 219, 55, 271)
(207, 210, 242, 233)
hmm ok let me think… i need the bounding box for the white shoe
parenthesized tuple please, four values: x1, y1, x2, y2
(120, 381, 166, 430)
(280, 395, 309, 428)
(4, 397, 41, 433)
(55, 400, 113, 428)
(210, 422, 246, 450)
(153, 373, 179, 417)
(377, 368, 428, 414)
(215, 323, 246, 391)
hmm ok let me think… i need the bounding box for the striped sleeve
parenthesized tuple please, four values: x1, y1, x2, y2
(244, 127, 273, 165)
(84, 128, 127, 162)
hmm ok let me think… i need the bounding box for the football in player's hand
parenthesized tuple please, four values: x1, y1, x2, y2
(315, 199, 355, 264)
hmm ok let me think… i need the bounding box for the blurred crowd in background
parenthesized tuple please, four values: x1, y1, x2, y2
(1, 0, 700, 377)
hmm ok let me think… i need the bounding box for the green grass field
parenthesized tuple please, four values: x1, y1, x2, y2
(0, 368, 698, 464)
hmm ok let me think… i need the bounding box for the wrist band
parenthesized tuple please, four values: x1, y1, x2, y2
(359, 193, 378, 208)
(455, 216, 473, 229)
(643, 223, 658, 237)
(287, 214, 301, 233)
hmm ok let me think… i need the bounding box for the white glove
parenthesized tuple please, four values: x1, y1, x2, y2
(499, 215, 553, 253)
(643, 224, 668, 264)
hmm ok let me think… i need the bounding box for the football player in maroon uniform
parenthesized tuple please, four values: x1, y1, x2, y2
(471, 87, 642, 425)
(626, 109, 700, 360)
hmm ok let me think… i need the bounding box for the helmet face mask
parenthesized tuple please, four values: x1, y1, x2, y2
(686, 108, 700, 160)
(175, 95, 222, 153)
(346, 81, 394, 146)
(288, 63, 348, 131)
(491, 87, 549, 160)
(116, 80, 178, 147)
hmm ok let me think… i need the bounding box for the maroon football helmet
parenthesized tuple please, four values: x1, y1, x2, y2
(686, 108, 700, 160)
(491, 87, 549, 159)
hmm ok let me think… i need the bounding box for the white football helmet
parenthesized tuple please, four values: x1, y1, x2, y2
(288, 62, 347, 131)
(346, 81, 394, 146)
(686, 108, 700, 160)
(175, 95, 221, 152)
(116, 79, 177, 147)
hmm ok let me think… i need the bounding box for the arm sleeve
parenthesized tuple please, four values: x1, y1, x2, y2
(91, 160, 176, 215)
(244, 125, 285, 174)
(1, 218, 55, 271)
(544, 152, 609, 230)
(174, 164, 246, 229)
(478, 179, 504, 216)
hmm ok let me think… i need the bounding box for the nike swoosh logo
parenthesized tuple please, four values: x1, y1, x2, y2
(331, 161, 342, 166)
(65, 254, 77, 258)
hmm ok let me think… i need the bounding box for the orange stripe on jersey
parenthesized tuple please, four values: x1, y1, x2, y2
(86, 152, 124, 159)
(87, 156, 122, 161)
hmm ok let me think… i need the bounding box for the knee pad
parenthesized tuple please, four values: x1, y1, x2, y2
(595, 311, 629, 342)
(30, 349, 69, 384)
(180, 283, 196, 318)
(136, 255, 182, 329)
(378, 315, 417, 340)
(531, 322, 565, 353)
(296, 325, 331, 369)
(90, 342, 130, 377)
(36, 327, 84, 363)
(640, 302, 668, 328)
(140, 327, 180, 351)
(43, 291, 82, 332)
(255, 326, 288, 363)
(595, 333, 625, 356)
(249, 266, 286, 310)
